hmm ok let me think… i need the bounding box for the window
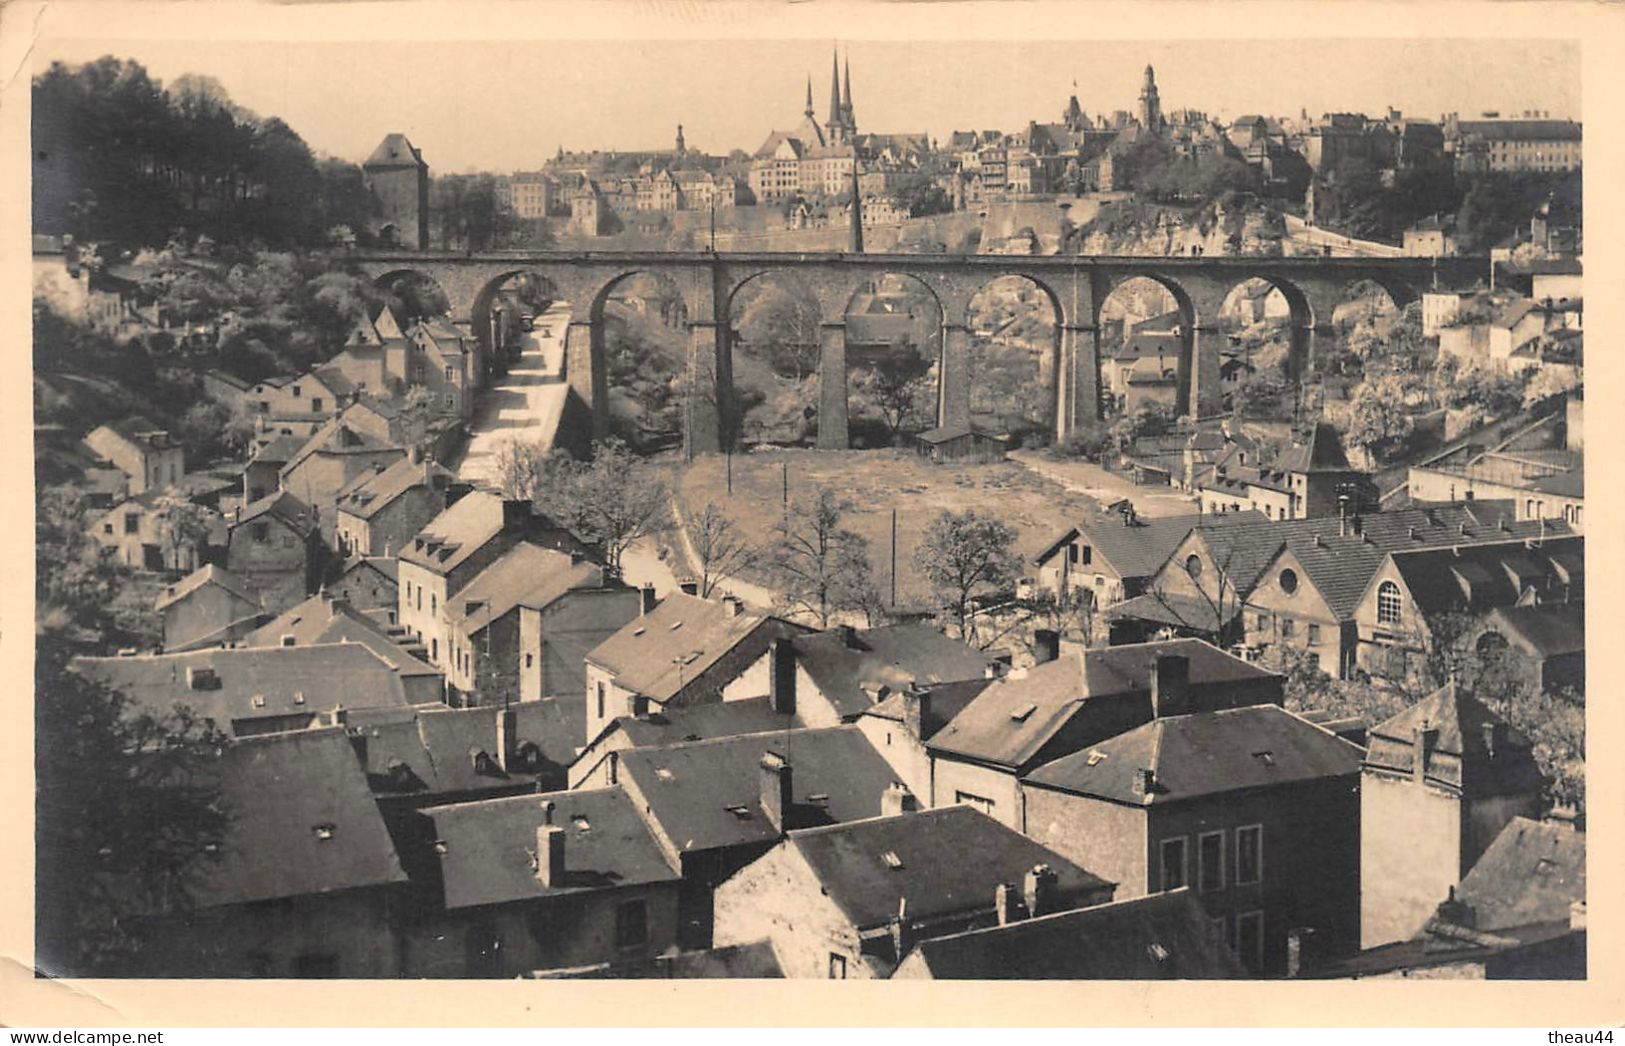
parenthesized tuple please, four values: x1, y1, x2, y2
(1082, 545, 1093, 566)
(1235, 910, 1265, 974)
(1235, 825, 1263, 885)
(431, 594, 437, 614)
(596, 682, 606, 720)
(103, 522, 114, 535)
(1278, 568, 1298, 595)
(413, 364, 425, 383)
(259, 400, 270, 413)
(1159, 837, 1187, 892)
(1376, 581, 1403, 625)
(431, 638, 438, 661)
(1067, 544, 1078, 565)
(525, 653, 534, 669)
(1198, 831, 1225, 893)
(954, 791, 994, 815)
(614, 899, 648, 948)
(1280, 618, 1295, 640)
(1307, 623, 1321, 646)
(1184, 554, 1203, 580)
(444, 365, 456, 381)
(416, 587, 422, 611)
(311, 397, 323, 412)
(252, 522, 269, 542)
(828, 952, 848, 979)
(445, 394, 456, 410)
(124, 513, 140, 535)
(291, 384, 302, 398)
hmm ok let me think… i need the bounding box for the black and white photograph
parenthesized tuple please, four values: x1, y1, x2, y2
(7, 0, 1617, 1029)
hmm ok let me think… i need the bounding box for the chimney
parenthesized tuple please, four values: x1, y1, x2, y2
(722, 595, 745, 618)
(639, 585, 658, 615)
(632, 694, 651, 719)
(837, 624, 859, 649)
(902, 684, 930, 739)
(880, 781, 918, 817)
(1023, 864, 1058, 918)
(1132, 768, 1156, 796)
(678, 579, 699, 597)
(1413, 725, 1439, 783)
(501, 498, 531, 530)
(995, 883, 1022, 926)
(409, 445, 424, 465)
(535, 824, 566, 888)
(769, 638, 797, 715)
(496, 705, 517, 771)
(760, 751, 793, 835)
(1033, 628, 1061, 664)
(888, 911, 911, 963)
(1150, 654, 1191, 718)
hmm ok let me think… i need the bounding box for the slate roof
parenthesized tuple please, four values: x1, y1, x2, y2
(1481, 603, 1585, 659)
(364, 132, 426, 168)
(154, 564, 260, 613)
(915, 425, 1003, 444)
(897, 889, 1245, 979)
(241, 594, 441, 679)
(444, 543, 607, 635)
(1382, 535, 1584, 617)
(790, 624, 998, 720)
(1456, 119, 1582, 142)
(586, 592, 800, 704)
(608, 695, 800, 750)
(348, 698, 585, 797)
(232, 489, 317, 538)
(1274, 422, 1354, 474)
(789, 805, 1113, 931)
(342, 555, 399, 584)
(1363, 682, 1545, 797)
(197, 728, 408, 908)
(422, 788, 677, 910)
(247, 433, 307, 468)
(71, 643, 416, 735)
(535, 940, 785, 979)
(398, 490, 581, 575)
(1025, 703, 1362, 805)
(617, 727, 897, 856)
(280, 419, 402, 479)
(863, 678, 994, 739)
(1455, 817, 1585, 933)
(1034, 511, 1265, 579)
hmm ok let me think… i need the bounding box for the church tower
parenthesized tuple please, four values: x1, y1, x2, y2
(826, 49, 845, 146)
(805, 76, 815, 120)
(1139, 64, 1163, 133)
(842, 57, 857, 138)
(675, 124, 686, 156)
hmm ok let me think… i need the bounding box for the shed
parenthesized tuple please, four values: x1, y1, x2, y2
(914, 425, 1008, 465)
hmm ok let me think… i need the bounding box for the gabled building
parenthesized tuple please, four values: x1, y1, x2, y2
(926, 640, 1282, 829)
(855, 678, 994, 802)
(1196, 422, 1363, 521)
(88, 491, 227, 573)
(781, 623, 1001, 728)
(224, 490, 324, 615)
(154, 563, 265, 651)
(570, 693, 802, 790)
(582, 592, 807, 745)
(405, 319, 479, 418)
(333, 449, 456, 558)
(1359, 683, 1547, 949)
(242, 433, 305, 504)
(1023, 703, 1363, 974)
(713, 805, 1115, 979)
(330, 555, 399, 615)
(82, 416, 185, 495)
(278, 419, 406, 544)
(1465, 603, 1585, 694)
(1033, 507, 1265, 608)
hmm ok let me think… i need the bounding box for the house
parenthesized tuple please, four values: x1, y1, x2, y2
(443, 543, 640, 707)
(1464, 603, 1584, 694)
(1407, 448, 1584, 530)
(1350, 534, 1583, 686)
(242, 370, 348, 425)
(914, 425, 1007, 465)
(407, 788, 681, 978)
(712, 805, 1114, 978)
(88, 492, 226, 573)
(241, 433, 305, 504)
(224, 490, 323, 615)
(1359, 683, 1547, 949)
(570, 693, 802, 790)
(855, 678, 993, 801)
(330, 555, 400, 615)
(396, 491, 594, 673)
(1325, 816, 1584, 980)
(70, 643, 431, 737)
(582, 592, 808, 745)
(614, 726, 899, 948)
(782, 623, 1002, 727)
(1032, 508, 1265, 608)
(892, 888, 1245, 979)
(1023, 702, 1364, 974)
(328, 307, 409, 397)
(278, 419, 406, 544)
(926, 640, 1282, 829)
(131, 729, 409, 978)
(404, 318, 479, 418)
(83, 416, 185, 494)
(1402, 215, 1458, 257)
(154, 564, 265, 651)
(1195, 423, 1363, 522)
(240, 592, 444, 707)
(333, 449, 456, 558)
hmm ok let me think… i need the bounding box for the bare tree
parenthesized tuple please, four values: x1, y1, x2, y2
(558, 439, 671, 578)
(153, 496, 218, 573)
(684, 500, 759, 599)
(766, 486, 873, 628)
(914, 509, 1020, 646)
(489, 435, 553, 502)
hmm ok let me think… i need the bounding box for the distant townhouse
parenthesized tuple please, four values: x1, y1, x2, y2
(334, 449, 455, 558)
(241, 592, 444, 706)
(582, 591, 809, 745)
(926, 640, 1282, 829)
(1446, 116, 1582, 174)
(224, 490, 323, 615)
(1023, 702, 1363, 974)
(396, 491, 594, 672)
(242, 369, 351, 429)
(713, 805, 1114, 979)
(443, 543, 640, 707)
(408, 788, 681, 978)
(279, 420, 406, 544)
(406, 318, 480, 417)
(88, 491, 226, 573)
(82, 416, 185, 494)
(1359, 683, 1547, 949)
(130, 729, 409, 978)
(892, 888, 1245, 980)
(613, 726, 899, 948)
(154, 564, 264, 652)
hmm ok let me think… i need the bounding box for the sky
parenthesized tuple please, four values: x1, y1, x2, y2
(37, 34, 1580, 173)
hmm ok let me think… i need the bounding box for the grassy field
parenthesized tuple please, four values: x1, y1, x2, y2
(672, 448, 1101, 607)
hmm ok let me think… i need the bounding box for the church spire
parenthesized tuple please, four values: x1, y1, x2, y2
(843, 55, 855, 131)
(805, 75, 815, 118)
(829, 48, 842, 128)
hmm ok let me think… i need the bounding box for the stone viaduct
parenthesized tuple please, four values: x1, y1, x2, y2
(356, 249, 1488, 455)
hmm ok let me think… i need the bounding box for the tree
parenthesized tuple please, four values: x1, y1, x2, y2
(914, 510, 1020, 646)
(850, 351, 934, 444)
(541, 439, 671, 577)
(152, 496, 218, 573)
(765, 486, 874, 628)
(735, 285, 821, 381)
(34, 632, 233, 976)
(1344, 376, 1416, 458)
(684, 501, 759, 599)
(489, 435, 556, 502)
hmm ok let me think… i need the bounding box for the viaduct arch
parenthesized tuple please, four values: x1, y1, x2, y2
(356, 250, 1477, 456)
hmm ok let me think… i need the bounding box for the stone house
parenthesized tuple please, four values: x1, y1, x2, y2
(780, 623, 1001, 728)
(333, 450, 455, 558)
(242, 434, 305, 504)
(241, 592, 444, 707)
(88, 492, 226, 573)
(855, 678, 993, 802)
(224, 490, 324, 615)
(712, 805, 1114, 979)
(569, 693, 801, 790)
(1032, 508, 1263, 609)
(278, 420, 406, 545)
(154, 563, 265, 651)
(330, 556, 399, 616)
(83, 416, 185, 494)
(1023, 702, 1364, 975)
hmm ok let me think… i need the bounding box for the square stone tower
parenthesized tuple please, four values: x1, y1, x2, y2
(363, 133, 429, 249)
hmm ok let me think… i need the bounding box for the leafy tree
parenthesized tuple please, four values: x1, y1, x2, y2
(683, 501, 759, 599)
(1344, 376, 1416, 458)
(765, 486, 874, 628)
(850, 351, 934, 444)
(735, 284, 821, 381)
(35, 633, 233, 976)
(914, 509, 1020, 646)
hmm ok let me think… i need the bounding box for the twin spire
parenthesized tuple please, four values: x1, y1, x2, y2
(818, 46, 857, 145)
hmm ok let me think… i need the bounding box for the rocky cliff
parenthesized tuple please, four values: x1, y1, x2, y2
(1068, 195, 1288, 256)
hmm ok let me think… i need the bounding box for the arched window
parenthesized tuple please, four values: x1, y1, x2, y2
(1376, 581, 1403, 625)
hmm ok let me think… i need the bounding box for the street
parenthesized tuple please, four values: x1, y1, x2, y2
(451, 301, 571, 486)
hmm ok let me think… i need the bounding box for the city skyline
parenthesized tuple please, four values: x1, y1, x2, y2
(37, 36, 1580, 173)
